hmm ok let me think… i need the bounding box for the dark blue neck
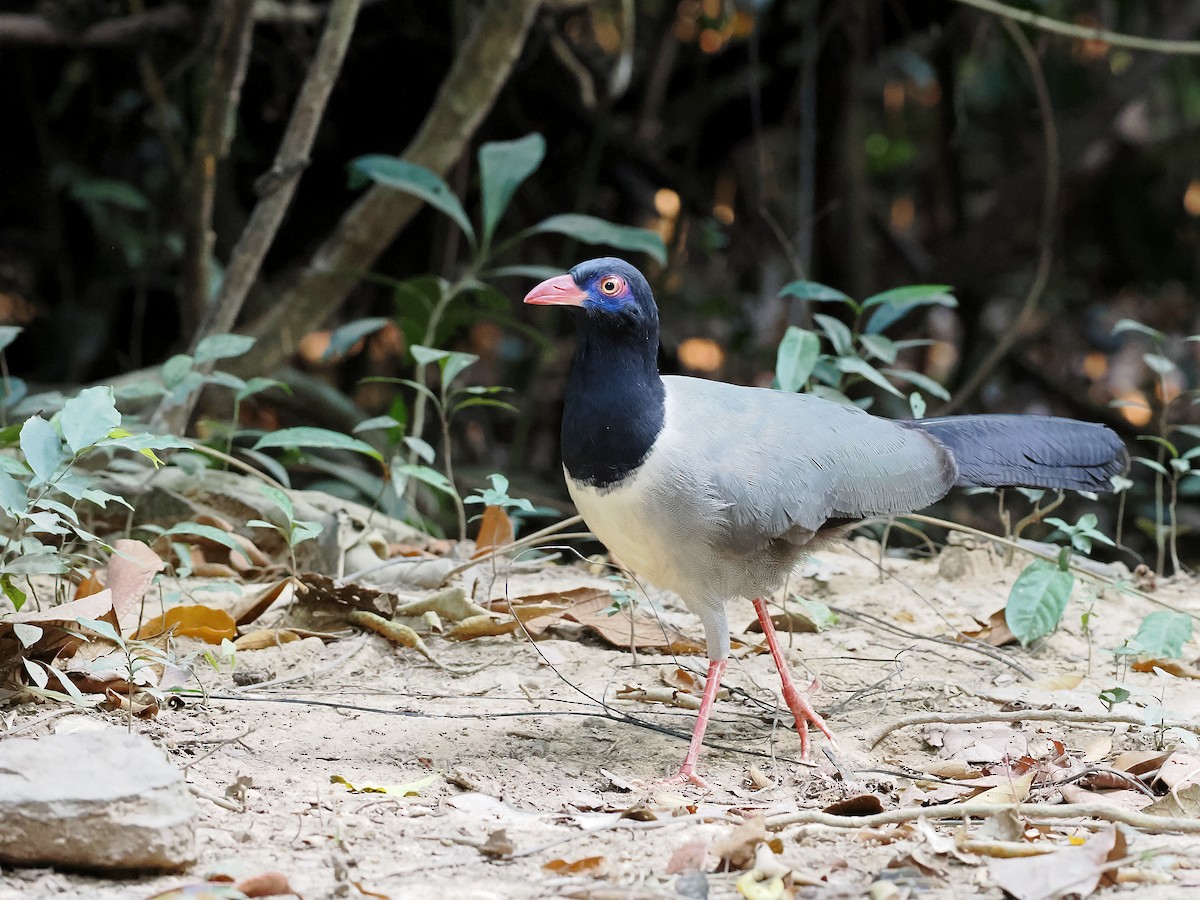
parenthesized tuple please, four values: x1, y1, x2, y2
(561, 317, 665, 489)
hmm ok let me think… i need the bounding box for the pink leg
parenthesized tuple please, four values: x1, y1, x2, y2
(752, 597, 836, 757)
(671, 657, 727, 787)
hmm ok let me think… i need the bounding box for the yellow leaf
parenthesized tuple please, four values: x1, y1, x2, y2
(969, 771, 1034, 805)
(330, 772, 440, 795)
(133, 605, 236, 643)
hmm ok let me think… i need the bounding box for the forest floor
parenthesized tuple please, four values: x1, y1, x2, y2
(3, 523, 1200, 900)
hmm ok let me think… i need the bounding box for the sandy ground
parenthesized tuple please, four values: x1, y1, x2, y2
(3, 538, 1200, 900)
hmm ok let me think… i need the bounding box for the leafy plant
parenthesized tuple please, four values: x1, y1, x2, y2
(773, 280, 956, 408)
(344, 133, 666, 535)
(247, 483, 324, 575)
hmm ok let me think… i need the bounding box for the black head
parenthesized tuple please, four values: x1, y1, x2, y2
(524, 257, 658, 335)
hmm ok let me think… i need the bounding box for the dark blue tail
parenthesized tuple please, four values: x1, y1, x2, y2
(911, 415, 1126, 492)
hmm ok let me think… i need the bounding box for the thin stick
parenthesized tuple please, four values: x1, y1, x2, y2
(953, 0, 1200, 56)
(867, 708, 1200, 749)
(767, 800, 1200, 834)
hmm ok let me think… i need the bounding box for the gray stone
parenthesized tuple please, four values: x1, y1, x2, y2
(0, 727, 196, 872)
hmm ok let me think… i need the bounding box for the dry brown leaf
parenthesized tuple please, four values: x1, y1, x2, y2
(1154, 752, 1200, 791)
(1132, 658, 1200, 678)
(967, 771, 1034, 804)
(233, 872, 293, 898)
(960, 608, 1017, 647)
(661, 667, 701, 693)
(106, 538, 166, 633)
(231, 579, 294, 626)
(1026, 672, 1085, 691)
(711, 817, 781, 871)
(472, 505, 514, 557)
(478, 829, 515, 858)
(133, 605, 237, 643)
(191, 562, 240, 579)
(1145, 783, 1200, 819)
(447, 614, 521, 639)
(560, 590, 705, 654)
(821, 795, 885, 817)
(987, 827, 1119, 900)
(1111, 750, 1171, 777)
(1058, 784, 1154, 811)
(283, 571, 396, 628)
(394, 587, 491, 622)
(234, 628, 302, 651)
(542, 856, 604, 875)
(74, 571, 106, 599)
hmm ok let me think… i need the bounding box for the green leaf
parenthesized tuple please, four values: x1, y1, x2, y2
(253, 427, 384, 463)
(236, 377, 287, 403)
(531, 214, 667, 264)
(881, 368, 951, 401)
(161, 354, 195, 389)
(60, 386, 121, 454)
(778, 281, 852, 303)
(1143, 353, 1176, 376)
(349, 155, 475, 244)
(403, 436, 436, 464)
(323, 318, 390, 361)
(1135, 457, 1169, 476)
(2, 574, 27, 612)
(812, 313, 853, 356)
(774, 327, 821, 393)
(836, 357, 903, 397)
(395, 463, 456, 497)
(859, 333, 897, 364)
(485, 264, 565, 281)
(259, 483, 294, 521)
(450, 397, 518, 414)
(1005, 558, 1075, 647)
(69, 178, 148, 211)
(478, 133, 545, 244)
(194, 333, 256, 365)
(21, 416, 64, 485)
(2, 549, 68, 576)
(0, 326, 23, 354)
(410, 345, 450, 367)
(441, 351, 479, 388)
(792, 596, 839, 631)
(160, 522, 254, 564)
(865, 289, 957, 334)
(1127, 611, 1193, 658)
(0, 472, 27, 513)
(861, 283, 954, 309)
(75, 616, 125, 648)
(354, 415, 404, 434)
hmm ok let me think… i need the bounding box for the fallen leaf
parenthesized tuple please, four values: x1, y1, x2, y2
(543, 856, 604, 875)
(233, 628, 302, 651)
(1111, 750, 1170, 777)
(735, 870, 786, 900)
(133, 605, 236, 643)
(234, 871, 293, 897)
(1026, 672, 1085, 691)
(987, 827, 1119, 900)
(711, 817, 781, 871)
(330, 772, 440, 795)
(1145, 783, 1200, 819)
(1058, 784, 1154, 812)
(106, 538, 166, 633)
(1133, 658, 1200, 678)
(479, 829, 515, 858)
(231, 579, 294, 626)
(822, 794, 885, 817)
(473, 506, 514, 557)
(968, 771, 1034, 804)
(960, 607, 1017, 647)
(1153, 752, 1200, 791)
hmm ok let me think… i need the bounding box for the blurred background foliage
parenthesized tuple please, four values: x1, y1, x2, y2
(2, 0, 1199, 567)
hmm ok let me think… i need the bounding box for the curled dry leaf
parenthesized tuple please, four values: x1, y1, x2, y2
(133, 606, 237, 644)
(472, 505, 514, 558)
(231, 579, 295, 626)
(542, 856, 604, 875)
(711, 816, 781, 871)
(987, 826, 1121, 900)
(967, 771, 1035, 805)
(1133, 658, 1200, 678)
(234, 628, 302, 651)
(821, 794, 885, 817)
(233, 871, 294, 898)
(106, 538, 166, 633)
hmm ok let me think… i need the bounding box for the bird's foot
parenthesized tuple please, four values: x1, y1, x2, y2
(781, 679, 838, 758)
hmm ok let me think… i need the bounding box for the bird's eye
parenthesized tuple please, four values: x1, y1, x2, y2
(599, 276, 624, 296)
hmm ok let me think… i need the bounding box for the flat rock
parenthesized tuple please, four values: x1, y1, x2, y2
(0, 727, 196, 872)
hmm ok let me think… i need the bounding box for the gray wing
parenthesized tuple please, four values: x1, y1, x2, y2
(660, 376, 956, 553)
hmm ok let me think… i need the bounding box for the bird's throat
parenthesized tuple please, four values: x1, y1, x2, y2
(561, 326, 665, 489)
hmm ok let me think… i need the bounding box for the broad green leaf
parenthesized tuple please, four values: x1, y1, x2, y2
(478, 133, 545, 243)
(778, 281, 852, 303)
(865, 290, 957, 334)
(836, 357, 903, 397)
(253, 427, 384, 463)
(451, 397, 518, 415)
(161, 354, 194, 389)
(1112, 318, 1164, 342)
(2, 574, 27, 612)
(1, 375, 27, 409)
(69, 178, 148, 211)
(403, 436, 436, 464)
(394, 463, 456, 497)
(160, 522, 254, 564)
(21, 416, 64, 485)
(354, 415, 404, 434)
(75, 616, 125, 647)
(861, 283, 954, 309)
(1005, 559, 1075, 647)
(0, 326, 23, 354)
(1128, 611, 1193, 658)
(259, 483, 294, 521)
(441, 351, 479, 388)
(808, 385, 854, 405)
(60, 386, 120, 454)
(859, 333, 897, 364)
(882, 367, 951, 401)
(237, 377, 288, 403)
(349, 155, 475, 244)
(774, 326, 821, 392)
(207, 371, 246, 392)
(323, 318, 390, 361)
(792, 596, 839, 631)
(195, 333, 256, 365)
(0, 471, 27, 513)
(2, 549, 68, 576)
(1143, 353, 1176, 376)
(531, 214, 667, 264)
(812, 313, 853, 356)
(410, 345, 450, 367)
(1135, 457, 1169, 476)
(486, 264, 565, 281)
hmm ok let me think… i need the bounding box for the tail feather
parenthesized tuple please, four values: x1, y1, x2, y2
(911, 415, 1127, 493)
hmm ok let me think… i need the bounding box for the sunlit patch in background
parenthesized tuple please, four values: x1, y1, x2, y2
(891, 195, 915, 233)
(677, 336, 725, 374)
(1183, 179, 1200, 217)
(1082, 351, 1108, 381)
(1113, 389, 1152, 427)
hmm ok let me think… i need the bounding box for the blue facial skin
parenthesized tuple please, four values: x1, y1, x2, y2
(558, 258, 666, 489)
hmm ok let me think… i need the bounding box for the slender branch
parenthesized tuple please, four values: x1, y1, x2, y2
(0, 5, 192, 46)
(867, 707, 1200, 749)
(767, 800, 1200, 834)
(952, 0, 1200, 56)
(940, 17, 1058, 414)
(179, 0, 257, 342)
(236, 0, 543, 378)
(153, 0, 363, 434)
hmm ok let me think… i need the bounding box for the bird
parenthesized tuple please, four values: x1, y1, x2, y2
(524, 257, 1126, 785)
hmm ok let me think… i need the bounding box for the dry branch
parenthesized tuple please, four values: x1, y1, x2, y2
(237, 0, 543, 378)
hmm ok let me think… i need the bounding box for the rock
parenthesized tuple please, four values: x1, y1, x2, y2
(0, 727, 196, 872)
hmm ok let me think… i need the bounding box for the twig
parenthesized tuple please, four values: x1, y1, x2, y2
(767, 799, 1200, 834)
(188, 783, 243, 812)
(867, 708, 1200, 749)
(179, 0, 257, 342)
(939, 16, 1059, 413)
(0, 707, 83, 737)
(182, 726, 256, 772)
(232, 634, 368, 692)
(155, 0, 364, 434)
(0, 5, 192, 46)
(952, 0, 1200, 56)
